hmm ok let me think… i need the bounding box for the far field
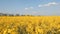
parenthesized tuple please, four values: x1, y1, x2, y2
(0, 16, 60, 34)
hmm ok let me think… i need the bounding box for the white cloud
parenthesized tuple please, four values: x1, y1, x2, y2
(25, 7, 34, 10)
(25, 8, 28, 10)
(38, 5, 43, 7)
(38, 2, 58, 7)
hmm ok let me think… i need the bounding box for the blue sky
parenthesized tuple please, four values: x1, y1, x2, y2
(0, 0, 60, 15)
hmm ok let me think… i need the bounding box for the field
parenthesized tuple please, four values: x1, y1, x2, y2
(0, 16, 60, 34)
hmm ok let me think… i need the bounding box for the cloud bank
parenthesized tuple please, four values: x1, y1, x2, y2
(24, 2, 58, 10)
(38, 2, 58, 7)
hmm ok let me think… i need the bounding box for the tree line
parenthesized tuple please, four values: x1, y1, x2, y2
(0, 13, 34, 16)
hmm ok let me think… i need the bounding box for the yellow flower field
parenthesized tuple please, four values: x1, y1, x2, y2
(0, 16, 60, 34)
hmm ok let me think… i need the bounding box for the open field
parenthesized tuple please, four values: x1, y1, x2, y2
(0, 16, 60, 34)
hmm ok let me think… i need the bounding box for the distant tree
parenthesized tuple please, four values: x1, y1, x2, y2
(0, 13, 3, 16)
(21, 15, 25, 16)
(3, 14, 8, 16)
(15, 14, 20, 16)
(26, 15, 30, 16)
(8, 14, 14, 16)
